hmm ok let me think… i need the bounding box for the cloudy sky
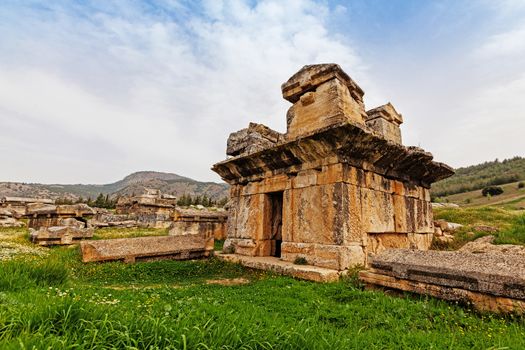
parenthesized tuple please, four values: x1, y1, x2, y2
(1, 0, 524, 184)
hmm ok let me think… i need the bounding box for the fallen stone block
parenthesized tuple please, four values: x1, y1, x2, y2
(170, 209, 227, 240)
(30, 226, 94, 246)
(217, 254, 341, 282)
(0, 208, 25, 227)
(459, 236, 525, 256)
(0, 217, 25, 228)
(359, 249, 525, 314)
(80, 234, 214, 263)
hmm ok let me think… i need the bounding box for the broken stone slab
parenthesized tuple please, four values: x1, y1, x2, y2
(217, 254, 341, 283)
(431, 203, 460, 209)
(360, 270, 525, 314)
(0, 217, 25, 228)
(0, 208, 13, 217)
(90, 220, 138, 228)
(80, 234, 214, 263)
(459, 236, 525, 256)
(362, 248, 525, 301)
(434, 220, 463, 232)
(226, 123, 283, 157)
(26, 203, 95, 216)
(30, 226, 94, 246)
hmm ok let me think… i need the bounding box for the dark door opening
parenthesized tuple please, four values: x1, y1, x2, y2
(269, 191, 283, 257)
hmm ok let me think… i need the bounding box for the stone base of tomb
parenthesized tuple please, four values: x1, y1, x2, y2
(30, 226, 94, 246)
(217, 253, 342, 282)
(80, 234, 214, 263)
(169, 209, 228, 240)
(359, 249, 525, 314)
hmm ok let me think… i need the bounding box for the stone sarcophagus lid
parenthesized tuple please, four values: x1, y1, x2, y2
(212, 63, 454, 275)
(360, 249, 525, 314)
(80, 233, 214, 263)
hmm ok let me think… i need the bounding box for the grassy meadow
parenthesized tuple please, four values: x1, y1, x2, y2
(433, 205, 525, 249)
(0, 224, 524, 349)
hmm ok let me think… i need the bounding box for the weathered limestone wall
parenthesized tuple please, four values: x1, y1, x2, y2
(223, 161, 433, 270)
(169, 209, 227, 240)
(170, 221, 226, 240)
(365, 103, 403, 144)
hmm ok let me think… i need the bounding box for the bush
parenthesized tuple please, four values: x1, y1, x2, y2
(294, 257, 308, 265)
(481, 186, 504, 197)
(519, 182, 525, 189)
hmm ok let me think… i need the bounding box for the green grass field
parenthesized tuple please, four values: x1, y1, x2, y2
(1, 226, 525, 349)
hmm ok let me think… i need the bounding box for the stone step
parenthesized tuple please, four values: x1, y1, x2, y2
(217, 254, 341, 282)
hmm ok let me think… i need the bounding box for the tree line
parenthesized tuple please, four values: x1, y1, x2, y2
(56, 193, 229, 209)
(176, 193, 228, 207)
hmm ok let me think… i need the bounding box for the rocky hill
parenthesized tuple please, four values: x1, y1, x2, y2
(0, 171, 229, 201)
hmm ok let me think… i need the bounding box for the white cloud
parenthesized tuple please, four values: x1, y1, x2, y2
(0, 0, 365, 183)
(475, 23, 525, 58)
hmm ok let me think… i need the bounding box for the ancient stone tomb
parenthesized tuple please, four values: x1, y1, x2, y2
(27, 203, 95, 246)
(169, 208, 227, 240)
(115, 188, 178, 228)
(212, 64, 454, 272)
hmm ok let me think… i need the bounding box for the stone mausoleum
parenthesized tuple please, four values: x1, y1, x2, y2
(212, 64, 454, 272)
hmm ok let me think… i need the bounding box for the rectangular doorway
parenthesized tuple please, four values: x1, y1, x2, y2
(268, 191, 283, 257)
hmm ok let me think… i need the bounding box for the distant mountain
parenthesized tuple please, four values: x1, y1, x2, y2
(0, 171, 229, 201)
(432, 156, 525, 198)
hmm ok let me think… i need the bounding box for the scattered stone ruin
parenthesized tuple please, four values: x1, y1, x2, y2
(360, 248, 525, 314)
(0, 208, 24, 228)
(169, 208, 228, 240)
(90, 208, 138, 228)
(80, 233, 214, 263)
(0, 197, 55, 219)
(212, 64, 454, 277)
(27, 203, 95, 246)
(115, 189, 178, 228)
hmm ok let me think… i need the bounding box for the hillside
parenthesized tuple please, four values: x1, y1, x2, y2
(0, 171, 229, 201)
(431, 156, 525, 198)
(438, 181, 525, 209)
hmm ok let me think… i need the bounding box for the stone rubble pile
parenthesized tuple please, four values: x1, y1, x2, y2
(0, 208, 25, 228)
(432, 219, 463, 243)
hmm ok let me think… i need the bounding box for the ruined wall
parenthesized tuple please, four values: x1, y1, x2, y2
(169, 208, 228, 240)
(169, 221, 226, 240)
